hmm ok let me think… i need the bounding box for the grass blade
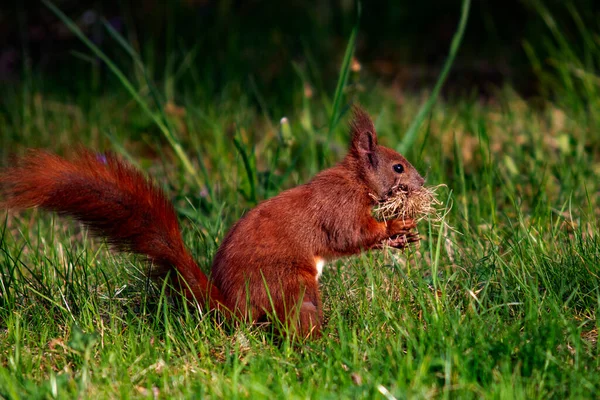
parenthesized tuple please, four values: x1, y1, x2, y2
(398, 0, 471, 154)
(328, 3, 361, 137)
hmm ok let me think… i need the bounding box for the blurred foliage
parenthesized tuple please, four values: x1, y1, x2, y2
(1, 0, 599, 107)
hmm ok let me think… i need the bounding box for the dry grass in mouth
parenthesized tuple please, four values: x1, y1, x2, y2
(371, 184, 446, 223)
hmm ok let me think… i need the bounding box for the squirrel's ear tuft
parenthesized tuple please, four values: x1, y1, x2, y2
(350, 106, 378, 167)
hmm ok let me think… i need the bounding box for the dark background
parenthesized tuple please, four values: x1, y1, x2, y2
(1, 0, 599, 105)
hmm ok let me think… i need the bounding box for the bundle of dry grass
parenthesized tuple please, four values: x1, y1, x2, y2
(371, 184, 446, 223)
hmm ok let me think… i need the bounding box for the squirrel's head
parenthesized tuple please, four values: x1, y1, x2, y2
(348, 107, 425, 201)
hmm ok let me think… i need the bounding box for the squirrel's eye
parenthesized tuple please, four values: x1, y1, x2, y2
(393, 164, 404, 173)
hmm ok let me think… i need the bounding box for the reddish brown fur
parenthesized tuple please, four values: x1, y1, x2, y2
(212, 107, 424, 336)
(0, 149, 224, 310)
(0, 107, 424, 339)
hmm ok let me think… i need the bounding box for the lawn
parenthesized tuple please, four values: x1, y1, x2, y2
(1, 1, 599, 399)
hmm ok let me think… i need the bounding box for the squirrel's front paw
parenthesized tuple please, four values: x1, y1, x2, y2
(386, 218, 417, 237)
(384, 231, 421, 249)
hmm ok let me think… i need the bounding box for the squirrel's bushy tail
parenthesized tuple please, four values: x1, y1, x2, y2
(0, 149, 225, 310)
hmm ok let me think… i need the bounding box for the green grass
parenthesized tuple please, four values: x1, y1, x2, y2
(1, 4, 600, 400)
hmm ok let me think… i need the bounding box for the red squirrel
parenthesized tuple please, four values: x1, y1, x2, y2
(0, 107, 424, 338)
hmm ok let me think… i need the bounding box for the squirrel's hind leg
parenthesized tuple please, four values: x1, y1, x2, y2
(252, 267, 323, 339)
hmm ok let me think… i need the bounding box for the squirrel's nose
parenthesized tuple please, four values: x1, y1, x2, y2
(418, 175, 425, 186)
(411, 174, 425, 190)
